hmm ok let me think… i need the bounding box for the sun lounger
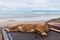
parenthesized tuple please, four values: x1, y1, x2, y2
(2, 28, 60, 40)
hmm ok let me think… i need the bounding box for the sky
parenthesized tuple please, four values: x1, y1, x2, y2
(0, 0, 60, 12)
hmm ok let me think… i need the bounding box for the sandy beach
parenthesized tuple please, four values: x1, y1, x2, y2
(0, 18, 48, 28)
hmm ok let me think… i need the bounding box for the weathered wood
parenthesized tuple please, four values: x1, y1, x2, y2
(2, 28, 60, 40)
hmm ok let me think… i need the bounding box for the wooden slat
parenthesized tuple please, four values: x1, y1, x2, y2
(2, 28, 60, 40)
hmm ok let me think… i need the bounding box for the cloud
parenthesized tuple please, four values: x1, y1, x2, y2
(0, 0, 60, 11)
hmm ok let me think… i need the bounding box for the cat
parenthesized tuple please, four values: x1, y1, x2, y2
(5, 23, 49, 36)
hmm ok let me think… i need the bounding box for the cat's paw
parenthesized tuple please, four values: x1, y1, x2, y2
(41, 32, 47, 36)
(5, 28, 10, 32)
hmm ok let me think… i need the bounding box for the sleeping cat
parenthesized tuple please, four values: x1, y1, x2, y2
(5, 23, 49, 36)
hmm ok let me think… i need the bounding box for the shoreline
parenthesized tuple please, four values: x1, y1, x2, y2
(0, 17, 59, 22)
(0, 19, 47, 28)
(0, 17, 60, 28)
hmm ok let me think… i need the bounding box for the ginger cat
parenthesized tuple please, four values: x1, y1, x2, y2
(5, 23, 49, 36)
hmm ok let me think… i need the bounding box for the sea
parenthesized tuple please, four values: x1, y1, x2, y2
(0, 12, 60, 22)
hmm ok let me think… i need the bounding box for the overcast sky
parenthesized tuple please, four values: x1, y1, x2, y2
(0, 0, 60, 11)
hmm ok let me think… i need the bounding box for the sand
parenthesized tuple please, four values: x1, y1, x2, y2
(0, 20, 46, 28)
